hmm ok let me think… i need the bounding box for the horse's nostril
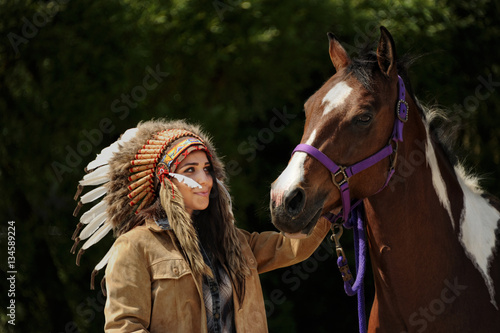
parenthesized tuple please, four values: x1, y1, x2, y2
(286, 188, 306, 216)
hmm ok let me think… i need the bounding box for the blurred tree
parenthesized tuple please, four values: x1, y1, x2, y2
(0, 0, 498, 332)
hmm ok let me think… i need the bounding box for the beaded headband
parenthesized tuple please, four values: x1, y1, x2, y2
(156, 137, 210, 185)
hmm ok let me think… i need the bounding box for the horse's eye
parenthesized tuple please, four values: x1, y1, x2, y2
(357, 113, 372, 125)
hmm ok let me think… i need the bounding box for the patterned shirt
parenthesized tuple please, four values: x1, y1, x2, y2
(200, 244, 235, 333)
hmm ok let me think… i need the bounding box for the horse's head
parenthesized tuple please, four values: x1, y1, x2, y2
(271, 27, 404, 237)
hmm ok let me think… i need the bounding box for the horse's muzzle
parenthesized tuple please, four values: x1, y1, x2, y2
(270, 186, 325, 236)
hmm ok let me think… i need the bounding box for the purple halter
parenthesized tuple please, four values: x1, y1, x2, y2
(292, 75, 408, 222)
(292, 75, 408, 333)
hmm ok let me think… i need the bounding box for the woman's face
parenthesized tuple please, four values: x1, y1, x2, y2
(172, 150, 213, 216)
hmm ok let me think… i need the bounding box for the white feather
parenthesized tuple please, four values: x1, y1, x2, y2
(79, 175, 110, 186)
(79, 165, 110, 186)
(79, 211, 107, 240)
(86, 128, 138, 170)
(170, 173, 202, 188)
(87, 164, 110, 178)
(80, 201, 107, 224)
(82, 223, 112, 250)
(86, 142, 119, 171)
(120, 127, 139, 142)
(94, 247, 113, 271)
(80, 185, 107, 204)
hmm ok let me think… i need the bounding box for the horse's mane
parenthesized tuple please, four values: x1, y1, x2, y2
(347, 45, 484, 194)
(346, 44, 417, 94)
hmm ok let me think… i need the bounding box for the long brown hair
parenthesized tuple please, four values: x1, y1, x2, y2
(193, 170, 250, 303)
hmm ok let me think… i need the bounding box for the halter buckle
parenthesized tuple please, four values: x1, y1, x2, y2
(332, 166, 348, 189)
(397, 100, 409, 123)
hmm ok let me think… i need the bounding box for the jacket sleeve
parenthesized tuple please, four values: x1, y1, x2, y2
(104, 235, 151, 332)
(242, 217, 331, 274)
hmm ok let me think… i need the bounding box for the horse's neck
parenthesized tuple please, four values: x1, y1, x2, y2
(364, 128, 460, 283)
(364, 100, 500, 312)
(365, 103, 462, 255)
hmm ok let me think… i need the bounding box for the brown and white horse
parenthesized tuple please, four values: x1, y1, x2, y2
(270, 27, 500, 332)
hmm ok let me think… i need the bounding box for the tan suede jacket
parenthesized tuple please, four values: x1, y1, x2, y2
(104, 218, 330, 332)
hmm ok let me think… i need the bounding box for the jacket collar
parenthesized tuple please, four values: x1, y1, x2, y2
(146, 218, 172, 233)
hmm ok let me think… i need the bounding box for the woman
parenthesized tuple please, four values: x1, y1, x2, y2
(71, 119, 330, 332)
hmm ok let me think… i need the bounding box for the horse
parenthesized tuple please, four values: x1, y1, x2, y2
(270, 26, 500, 332)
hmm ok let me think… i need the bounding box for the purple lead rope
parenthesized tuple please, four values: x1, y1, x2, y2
(327, 204, 367, 333)
(343, 205, 367, 333)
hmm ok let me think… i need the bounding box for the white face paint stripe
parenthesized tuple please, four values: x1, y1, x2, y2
(424, 121, 455, 228)
(271, 130, 317, 207)
(457, 166, 500, 309)
(322, 81, 352, 116)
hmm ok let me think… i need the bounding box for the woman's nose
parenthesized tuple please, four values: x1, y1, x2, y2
(195, 171, 210, 185)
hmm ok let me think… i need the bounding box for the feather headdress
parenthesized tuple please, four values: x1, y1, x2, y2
(71, 119, 232, 289)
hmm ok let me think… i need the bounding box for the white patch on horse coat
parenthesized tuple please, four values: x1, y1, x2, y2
(424, 122, 455, 228)
(271, 130, 317, 207)
(322, 81, 352, 116)
(456, 166, 499, 309)
(421, 108, 498, 308)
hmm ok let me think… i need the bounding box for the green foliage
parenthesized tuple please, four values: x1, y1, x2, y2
(1, 0, 499, 332)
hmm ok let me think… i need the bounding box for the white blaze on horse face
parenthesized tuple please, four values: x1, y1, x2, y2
(271, 130, 317, 208)
(456, 166, 500, 309)
(321, 81, 353, 116)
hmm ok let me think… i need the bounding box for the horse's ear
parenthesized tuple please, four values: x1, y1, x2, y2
(377, 26, 397, 78)
(328, 32, 350, 71)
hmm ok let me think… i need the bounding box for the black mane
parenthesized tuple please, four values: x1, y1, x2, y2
(347, 44, 415, 95)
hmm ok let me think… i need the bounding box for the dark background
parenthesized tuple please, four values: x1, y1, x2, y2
(1, 0, 500, 332)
